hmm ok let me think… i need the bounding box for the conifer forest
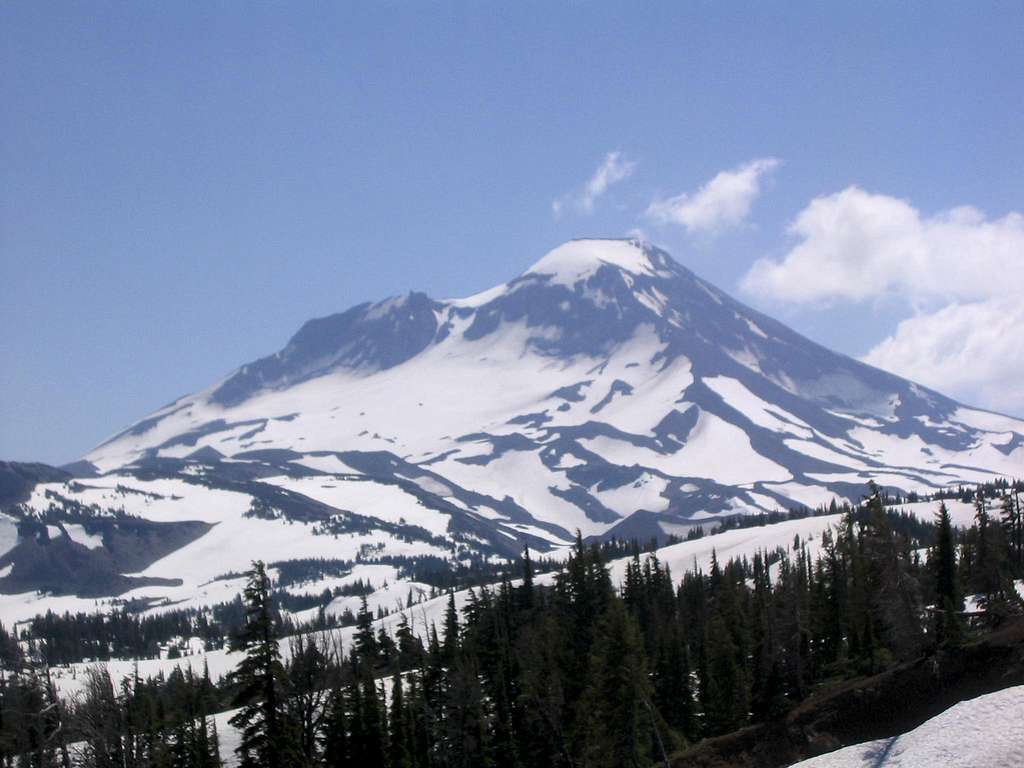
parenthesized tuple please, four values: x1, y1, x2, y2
(1, 482, 1022, 767)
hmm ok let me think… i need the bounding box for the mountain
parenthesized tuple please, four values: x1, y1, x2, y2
(2, 238, 1022, 606)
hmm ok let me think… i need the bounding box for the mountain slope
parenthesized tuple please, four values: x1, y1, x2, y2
(4, 239, 1022, 599)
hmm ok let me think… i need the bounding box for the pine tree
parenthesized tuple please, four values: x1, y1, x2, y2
(443, 591, 460, 665)
(556, 531, 612, 713)
(321, 689, 350, 768)
(405, 671, 435, 768)
(972, 492, 1021, 623)
(510, 613, 569, 766)
(653, 622, 696, 741)
(351, 671, 386, 766)
(228, 561, 294, 768)
(488, 656, 521, 768)
(859, 483, 923, 663)
(519, 546, 535, 612)
(388, 674, 412, 768)
(932, 502, 963, 646)
(77, 666, 127, 768)
(444, 652, 491, 768)
(395, 613, 424, 672)
(423, 624, 446, 746)
(345, 677, 366, 764)
(574, 601, 656, 768)
(749, 551, 779, 722)
(1003, 489, 1024, 574)
(702, 612, 746, 736)
(285, 633, 330, 765)
(353, 596, 378, 667)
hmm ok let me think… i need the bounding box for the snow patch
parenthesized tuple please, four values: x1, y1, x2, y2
(791, 685, 1024, 768)
(64, 524, 104, 550)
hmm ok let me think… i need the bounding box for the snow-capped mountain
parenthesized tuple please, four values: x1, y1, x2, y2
(4, 239, 1022, 602)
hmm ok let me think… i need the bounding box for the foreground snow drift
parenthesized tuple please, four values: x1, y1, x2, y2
(791, 685, 1024, 767)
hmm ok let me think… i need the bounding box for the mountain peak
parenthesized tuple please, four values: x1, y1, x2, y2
(522, 238, 670, 286)
(79, 236, 1024, 556)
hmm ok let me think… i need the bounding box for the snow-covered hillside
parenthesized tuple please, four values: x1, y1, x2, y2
(30, 507, 1022, 767)
(790, 685, 1024, 767)
(44, 510, 847, 700)
(3, 238, 1022, 603)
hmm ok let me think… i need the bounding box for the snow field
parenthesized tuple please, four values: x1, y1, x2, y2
(3, 475, 453, 627)
(705, 375, 814, 439)
(25, 476, 253, 524)
(790, 685, 1024, 767)
(582, 408, 792, 486)
(258, 475, 452, 538)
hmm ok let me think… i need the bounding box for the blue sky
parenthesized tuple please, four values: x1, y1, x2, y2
(3, 2, 1023, 464)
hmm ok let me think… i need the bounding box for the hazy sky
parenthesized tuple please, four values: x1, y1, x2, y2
(3, 2, 1023, 464)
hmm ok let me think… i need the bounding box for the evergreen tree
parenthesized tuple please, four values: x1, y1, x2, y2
(653, 622, 696, 741)
(394, 613, 424, 672)
(388, 674, 412, 768)
(442, 591, 460, 665)
(353, 596, 379, 667)
(575, 601, 658, 768)
(860, 483, 923, 663)
(285, 633, 331, 765)
(1001, 490, 1024, 574)
(321, 689, 350, 768)
(349, 671, 386, 766)
(972, 492, 1021, 623)
(77, 666, 127, 768)
(228, 561, 294, 768)
(556, 531, 612, 714)
(519, 546, 535, 611)
(702, 612, 747, 735)
(405, 671, 435, 768)
(443, 653, 491, 768)
(932, 502, 963, 646)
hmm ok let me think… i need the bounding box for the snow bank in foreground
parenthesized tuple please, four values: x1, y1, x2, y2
(791, 685, 1024, 767)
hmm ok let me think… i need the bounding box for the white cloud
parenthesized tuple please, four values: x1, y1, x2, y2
(742, 186, 1024, 303)
(553, 151, 635, 217)
(863, 297, 1024, 414)
(646, 157, 780, 234)
(741, 185, 1024, 415)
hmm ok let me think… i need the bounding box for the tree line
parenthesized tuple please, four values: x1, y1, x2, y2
(1, 482, 1021, 766)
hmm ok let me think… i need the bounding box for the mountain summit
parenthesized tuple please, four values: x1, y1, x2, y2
(522, 238, 675, 284)
(4, 239, 1022, 600)
(210, 239, 687, 407)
